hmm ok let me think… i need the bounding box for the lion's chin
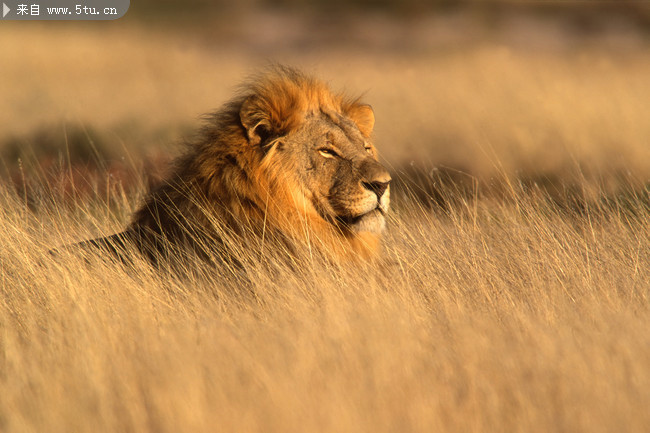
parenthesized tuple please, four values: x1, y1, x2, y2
(339, 208, 386, 234)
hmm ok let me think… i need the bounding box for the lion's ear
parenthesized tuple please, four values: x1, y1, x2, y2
(346, 104, 375, 138)
(240, 96, 272, 146)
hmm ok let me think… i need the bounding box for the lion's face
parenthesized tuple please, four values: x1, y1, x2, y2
(274, 109, 391, 235)
(237, 68, 391, 249)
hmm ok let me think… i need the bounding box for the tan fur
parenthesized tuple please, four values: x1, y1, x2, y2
(95, 66, 391, 266)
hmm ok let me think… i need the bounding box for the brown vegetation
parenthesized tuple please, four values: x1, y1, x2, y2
(1, 14, 649, 433)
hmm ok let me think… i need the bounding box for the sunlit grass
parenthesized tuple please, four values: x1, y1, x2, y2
(1, 174, 649, 432)
(2, 24, 650, 187)
(2, 18, 650, 433)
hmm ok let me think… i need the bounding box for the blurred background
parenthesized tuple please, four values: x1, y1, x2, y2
(2, 0, 650, 206)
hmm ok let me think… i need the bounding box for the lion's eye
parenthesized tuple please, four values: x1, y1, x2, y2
(364, 146, 373, 154)
(318, 148, 338, 159)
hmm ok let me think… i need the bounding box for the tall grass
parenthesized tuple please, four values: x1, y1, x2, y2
(1, 171, 649, 432)
(2, 17, 650, 433)
(3, 24, 650, 187)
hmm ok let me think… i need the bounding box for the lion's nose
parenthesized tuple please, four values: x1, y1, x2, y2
(360, 159, 391, 199)
(362, 179, 390, 199)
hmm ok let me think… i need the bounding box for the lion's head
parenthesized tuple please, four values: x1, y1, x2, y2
(237, 67, 390, 253)
(129, 66, 391, 261)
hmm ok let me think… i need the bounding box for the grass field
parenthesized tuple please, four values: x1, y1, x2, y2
(2, 15, 650, 433)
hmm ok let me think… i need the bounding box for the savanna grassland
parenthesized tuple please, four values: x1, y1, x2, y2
(1, 8, 650, 433)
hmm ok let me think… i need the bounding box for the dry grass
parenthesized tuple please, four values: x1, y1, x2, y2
(2, 16, 650, 433)
(1, 176, 649, 433)
(3, 23, 650, 185)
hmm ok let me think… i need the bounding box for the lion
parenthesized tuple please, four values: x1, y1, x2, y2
(75, 66, 391, 267)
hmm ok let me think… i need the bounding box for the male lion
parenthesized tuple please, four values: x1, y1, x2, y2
(77, 66, 391, 266)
